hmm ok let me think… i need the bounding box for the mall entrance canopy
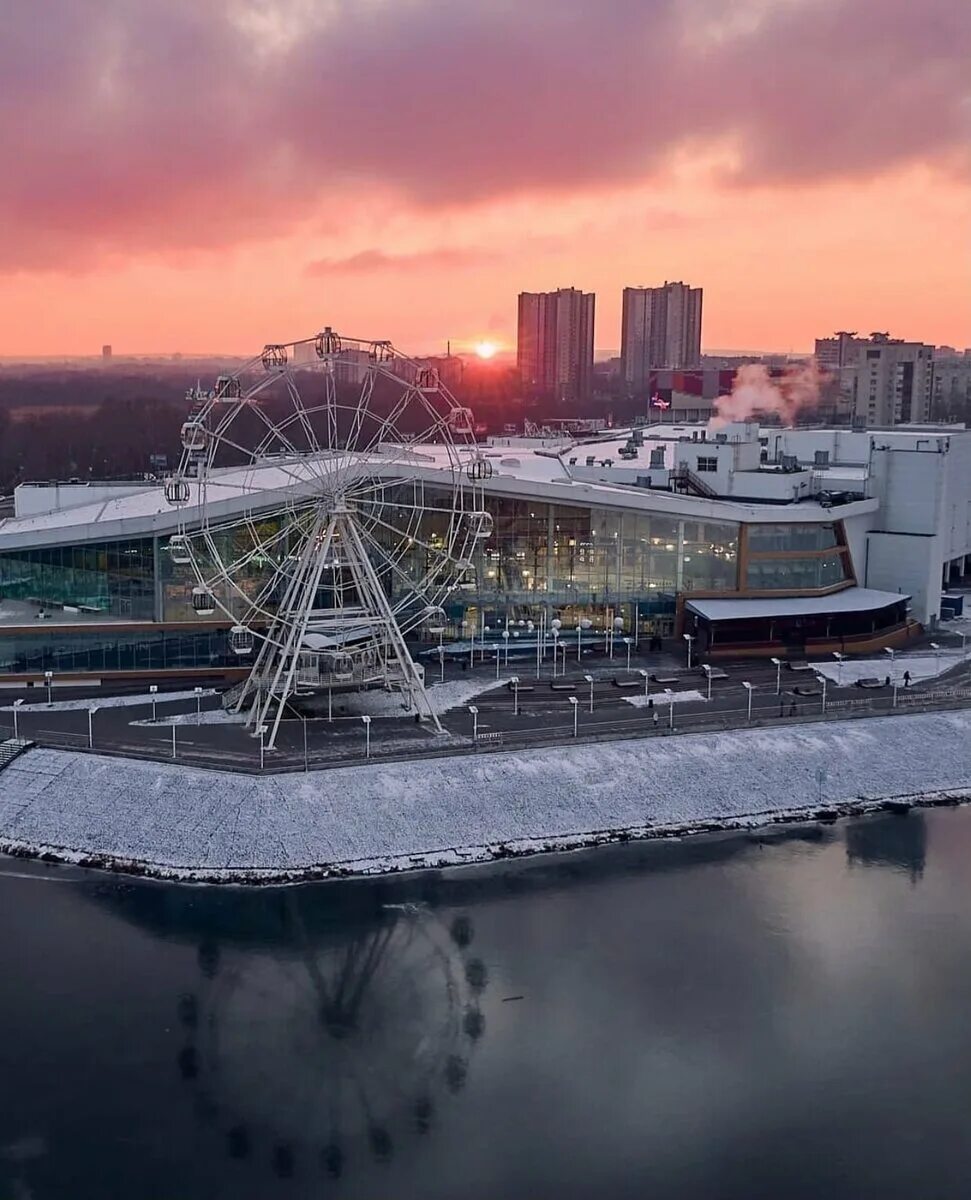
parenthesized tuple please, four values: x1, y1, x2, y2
(684, 587, 912, 658)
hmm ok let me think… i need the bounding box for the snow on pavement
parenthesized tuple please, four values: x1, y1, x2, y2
(1, 710, 970, 879)
(339, 677, 506, 717)
(811, 647, 971, 687)
(623, 690, 706, 708)
(1, 688, 218, 713)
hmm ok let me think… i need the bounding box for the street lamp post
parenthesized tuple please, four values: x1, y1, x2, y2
(257, 724, 267, 769)
(150, 684, 158, 722)
(742, 681, 754, 722)
(833, 651, 844, 686)
(929, 641, 941, 670)
(12, 698, 23, 739)
(611, 616, 624, 660)
(172, 722, 177, 760)
(584, 673, 594, 713)
(623, 637, 633, 672)
(510, 676, 520, 717)
(495, 639, 501, 681)
(569, 695, 579, 737)
(194, 685, 203, 724)
(638, 668, 649, 698)
(468, 705, 479, 741)
(815, 674, 828, 713)
(502, 628, 510, 668)
(361, 714, 372, 759)
(702, 664, 713, 702)
(87, 705, 99, 749)
(44, 670, 53, 705)
(577, 617, 592, 661)
(437, 645, 445, 683)
(683, 633, 694, 669)
(302, 714, 309, 773)
(663, 687, 674, 729)
(770, 656, 782, 695)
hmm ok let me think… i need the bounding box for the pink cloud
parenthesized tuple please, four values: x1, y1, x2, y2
(305, 247, 499, 275)
(0, 0, 967, 271)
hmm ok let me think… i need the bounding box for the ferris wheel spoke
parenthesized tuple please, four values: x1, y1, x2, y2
(247, 398, 302, 458)
(355, 507, 456, 562)
(353, 521, 431, 605)
(284, 375, 322, 456)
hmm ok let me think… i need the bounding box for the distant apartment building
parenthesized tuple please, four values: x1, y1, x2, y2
(854, 334, 934, 425)
(517, 288, 595, 402)
(932, 348, 971, 419)
(621, 282, 703, 389)
(815, 332, 934, 426)
(101, 344, 112, 360)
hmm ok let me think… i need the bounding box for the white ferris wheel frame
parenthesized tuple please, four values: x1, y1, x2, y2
(163, 329, 493, 749)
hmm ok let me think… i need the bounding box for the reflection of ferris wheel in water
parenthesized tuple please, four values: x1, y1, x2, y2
(177, 905, 487, 1182)
(164, 329, 493, 747)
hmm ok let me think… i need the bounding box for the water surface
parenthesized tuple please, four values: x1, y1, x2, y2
(3, 806, 971, 1198)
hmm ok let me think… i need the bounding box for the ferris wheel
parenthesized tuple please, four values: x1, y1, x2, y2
(163, 329, 493, 748)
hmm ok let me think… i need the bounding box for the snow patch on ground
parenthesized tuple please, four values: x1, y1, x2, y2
(338, 677, 506, 718)
(623, 689, 706, 708)
(811, 649, 971, 687)
(1, 688, 217, 713)
(1, 710, 970, 881)
(131, 709, 246, 728)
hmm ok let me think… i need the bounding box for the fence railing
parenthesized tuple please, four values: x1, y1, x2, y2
(2, 684, 970, 776)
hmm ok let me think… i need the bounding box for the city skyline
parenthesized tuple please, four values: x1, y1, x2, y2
(0, 0, 968, 357)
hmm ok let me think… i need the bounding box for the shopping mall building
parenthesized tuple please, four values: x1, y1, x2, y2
(1, 421, 969, 685)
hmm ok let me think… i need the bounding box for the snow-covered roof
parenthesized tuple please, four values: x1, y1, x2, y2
(685, 587, 909, 622)
(0, 439, 878, 553)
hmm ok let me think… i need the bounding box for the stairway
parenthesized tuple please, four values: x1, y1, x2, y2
(221, 680, 248, 711)
(0, 738, 33, 773)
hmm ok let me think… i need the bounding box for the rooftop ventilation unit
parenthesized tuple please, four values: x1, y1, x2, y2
(814, 449, 830, 467)
(649, 447, 666, 468)
(715, 433, 728, 444)
(781, 454, 799, 472)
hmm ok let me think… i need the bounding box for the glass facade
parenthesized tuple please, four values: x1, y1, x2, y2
(0, 494, 858, 674)
(0, 627, 234, 674)
(0, 539, 155, 619)
(471, 501, 738, 602)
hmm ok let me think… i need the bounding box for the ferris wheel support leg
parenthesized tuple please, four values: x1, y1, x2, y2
(340, 513, 444, 735)
(259, 516, 337, 751)
(231, 512, 316, 724)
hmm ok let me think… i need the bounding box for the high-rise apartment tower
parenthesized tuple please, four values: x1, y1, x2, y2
(517, 288, 595, 402)
(621, 282, 702, 388)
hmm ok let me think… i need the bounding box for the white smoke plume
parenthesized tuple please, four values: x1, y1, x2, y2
(710, 361, 825, 429)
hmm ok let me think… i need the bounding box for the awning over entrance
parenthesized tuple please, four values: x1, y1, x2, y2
(684, 587, 913, 657)
(685, 587, 910, 622)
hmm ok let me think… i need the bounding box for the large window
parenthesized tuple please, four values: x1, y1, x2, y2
(745, 554, 849, 591)
(747, 523, 840, 553)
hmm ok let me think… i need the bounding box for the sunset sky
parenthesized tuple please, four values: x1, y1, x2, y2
(1, 0, 969, 358)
